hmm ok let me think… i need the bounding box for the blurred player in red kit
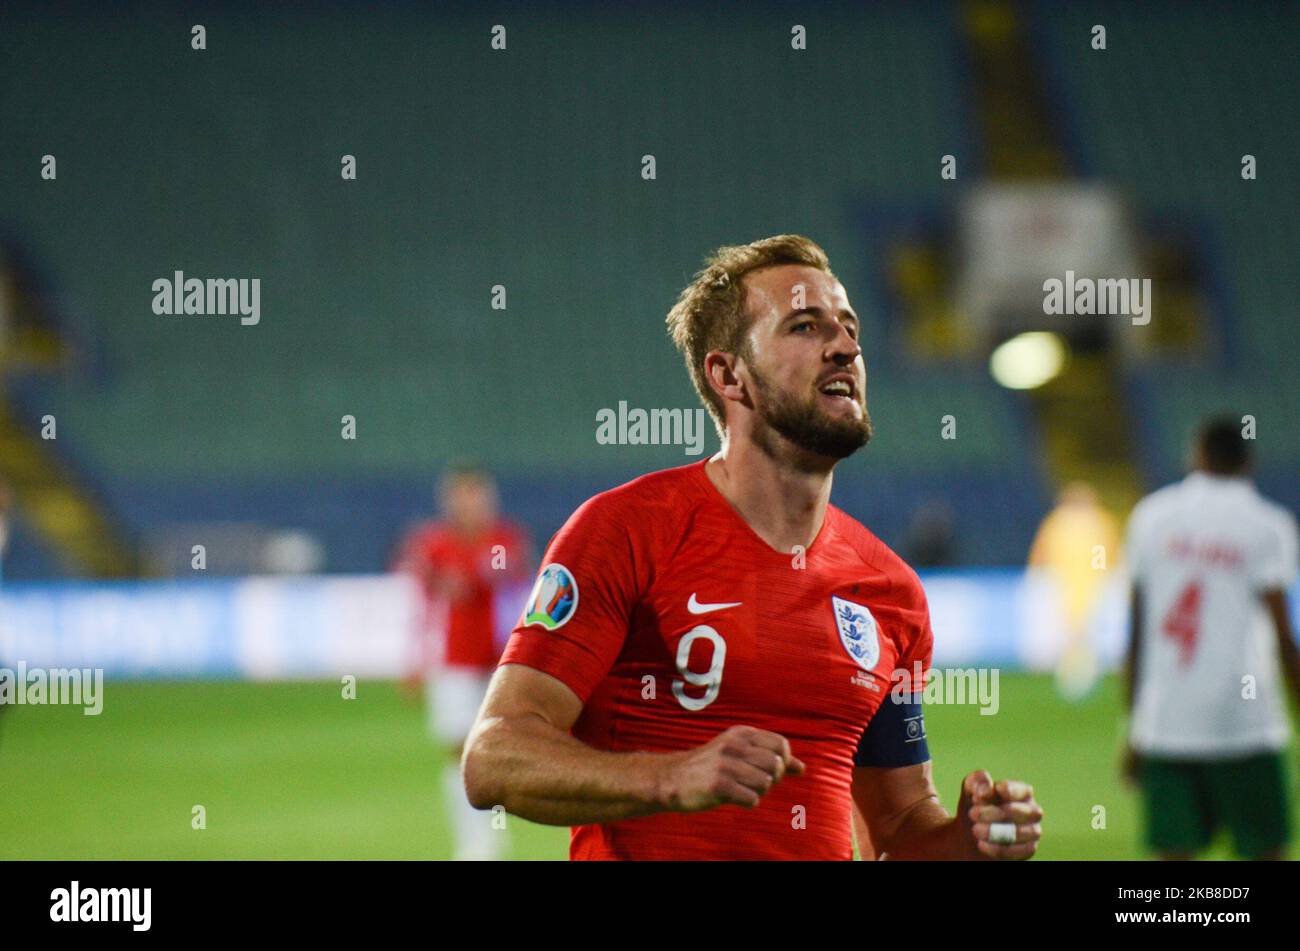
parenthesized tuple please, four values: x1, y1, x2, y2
(395, 465, 532, 859)
(463, 235, 1044, 860)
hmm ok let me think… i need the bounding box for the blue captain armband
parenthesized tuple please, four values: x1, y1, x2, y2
(853, 696, 929, 768)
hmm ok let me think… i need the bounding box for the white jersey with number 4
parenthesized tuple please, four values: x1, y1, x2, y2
(1126, 472, 1297, 756)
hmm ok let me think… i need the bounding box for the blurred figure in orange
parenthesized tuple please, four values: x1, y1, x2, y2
(1028, 481, 1122, 700)
(393, 465, 532, 859)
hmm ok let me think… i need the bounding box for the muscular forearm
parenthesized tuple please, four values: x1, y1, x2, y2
(875, 798, 975, 860)
(462, 713, 673, 826)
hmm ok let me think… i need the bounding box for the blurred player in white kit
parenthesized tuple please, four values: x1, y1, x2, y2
(1123, 416, 1300, 859)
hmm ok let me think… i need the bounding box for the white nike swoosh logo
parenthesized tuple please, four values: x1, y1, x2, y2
(687, 593, 742, 614)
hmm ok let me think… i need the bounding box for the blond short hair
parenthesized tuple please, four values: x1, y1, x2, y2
(666, 234, 833, 435)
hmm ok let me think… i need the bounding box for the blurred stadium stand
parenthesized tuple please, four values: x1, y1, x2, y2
(1038, 2, 1299, 495)
(0, 0, 1293, 578)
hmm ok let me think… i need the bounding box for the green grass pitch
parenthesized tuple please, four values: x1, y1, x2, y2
(0, 673, 1292, 859)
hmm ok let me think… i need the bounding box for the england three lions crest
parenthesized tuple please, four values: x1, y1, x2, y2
(832, 596, 879, 671)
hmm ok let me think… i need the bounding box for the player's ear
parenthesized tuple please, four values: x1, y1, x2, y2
(704, 350, 748, 406)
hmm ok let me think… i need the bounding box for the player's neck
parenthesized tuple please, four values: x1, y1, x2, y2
(704, 441, 833, 554)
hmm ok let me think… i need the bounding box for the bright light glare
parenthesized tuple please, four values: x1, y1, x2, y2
(989, 332, 1067, 390)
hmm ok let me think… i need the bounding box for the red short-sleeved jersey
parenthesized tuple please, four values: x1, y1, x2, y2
(500, 460, 933, 860)
(398, 519, 531, 670)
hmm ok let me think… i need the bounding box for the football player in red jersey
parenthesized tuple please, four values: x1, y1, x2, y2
(395, 465, 532, 859)
(463, 235, 1043, 859)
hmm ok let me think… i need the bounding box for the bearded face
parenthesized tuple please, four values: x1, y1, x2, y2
(710, 263, 872, 463)
(747, 354, 872, 461)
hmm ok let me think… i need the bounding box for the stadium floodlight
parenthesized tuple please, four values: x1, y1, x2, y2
(988, 332, 1067, 390)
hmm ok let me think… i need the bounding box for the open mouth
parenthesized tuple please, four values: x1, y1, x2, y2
(817, 376, 858, 402)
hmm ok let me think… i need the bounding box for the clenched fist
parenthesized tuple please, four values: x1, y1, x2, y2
(657, 725, 806, 812)
(958, 769, 1043, 860)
